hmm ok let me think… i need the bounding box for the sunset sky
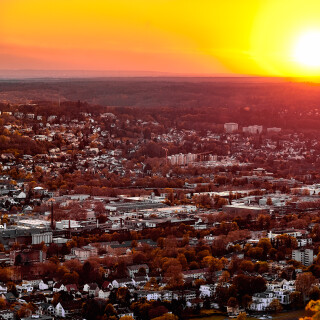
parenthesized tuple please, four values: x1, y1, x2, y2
(1, 0, 320, 76)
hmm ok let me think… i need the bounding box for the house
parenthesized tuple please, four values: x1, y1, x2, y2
(250, 291, 277, 311)
(172, 290, 197, 301)
(127, 264, 149, 277)
(101, 281, 113, 291)
(199, 284, 215, 298)
(227, 305, 240, 317)
(117, 308, 134, 319)
(0, 284, 7, 294)
(112, 278, 133, 288)
(38, 280, 49, 290)
(22, 279, 42, 287)
(16, 284, 33, 294)
(132, 276, 148, 287)
(182, 268, 208, 280)
(71, 245, 98, 261)
(38, 303, 55, 316)
(189, 297, 204, 308)
(84, 283, 99, 297)
(98, 290, 110, 299)
(0, 309, 14, 320)
(16, 191, 26, 200)
(3, 292, 16, 303)
(139, 290, 162, 301)
(53, 282, 65, 292)
(55, 300, 82, 318)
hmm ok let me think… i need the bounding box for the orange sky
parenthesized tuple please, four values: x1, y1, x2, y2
(1, 0, 320, 76)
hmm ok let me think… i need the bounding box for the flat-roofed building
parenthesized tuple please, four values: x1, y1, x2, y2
(224, 122, 238, 133)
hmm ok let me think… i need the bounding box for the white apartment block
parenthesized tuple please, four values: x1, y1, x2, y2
(168, 153, 197, 166)
(224, 122, 238, 133)
(292, 249, 313, 266)
(243, 125, 263, 134)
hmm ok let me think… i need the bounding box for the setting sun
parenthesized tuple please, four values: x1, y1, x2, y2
(293, 31, 320, 67)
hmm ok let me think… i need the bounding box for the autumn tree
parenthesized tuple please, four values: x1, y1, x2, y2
(237, 312, 247, 320)
(257, 238, 272, 260)
(268, 299, 282, 313)
(232, 274, 266, 296)
(164, 262, 184, 289)
(296, 272, 316, 301)
(0, 298, 7, 310)
(301, 299, 320, 320)
(240, 260, 255, 273)
(227, 297, 239, 309)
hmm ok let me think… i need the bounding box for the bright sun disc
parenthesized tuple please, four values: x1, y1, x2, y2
(293, 31, 320, 67)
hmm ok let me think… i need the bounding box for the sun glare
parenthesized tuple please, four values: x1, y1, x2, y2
(293, 31, 320, 67)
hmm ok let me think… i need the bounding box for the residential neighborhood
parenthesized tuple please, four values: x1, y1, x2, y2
(0, 102, 320, 319)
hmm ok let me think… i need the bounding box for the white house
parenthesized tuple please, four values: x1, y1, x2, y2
(199, 284, 215, 298)
(250, 291, 276, 311)
(55, 301, 82, 318)
(98, 290, 110, 300)
(38, 280, 49, 290)
(53, 283, 65, 293)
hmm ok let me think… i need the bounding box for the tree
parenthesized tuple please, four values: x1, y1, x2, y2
(104, 303, 117, 318)
(164, 263, 184, 289)
(237, 312, 247, 320)
(255, 261, 269, 274)
(148, 305, 169, 319)
(62, 271, 79, 285)
(296, 272, 316, 301)
(257, 238, 272, 259)
(227, 297, 239, 308)
(268, 299, 282, 313)
(94, 201, 106, 215)
(310, 287, 320, 301)
(300, 299, 320, 320)
(232, 274, 266, 296)
(242, 294, 252, 309)
(82, 298, 108, 319)
(220, 271, 230, 283)
(240, 260, 254, 273)
(266, 197, 273, 206)
(215, 283, 232, 309)
(144, 277, 159, 291)
(289, 291, 304, 310)
(6, 282, 17, 296)
(0, 268, 12, 282)
(16, 303, 36, 318)
(0, 297, 6, 310)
